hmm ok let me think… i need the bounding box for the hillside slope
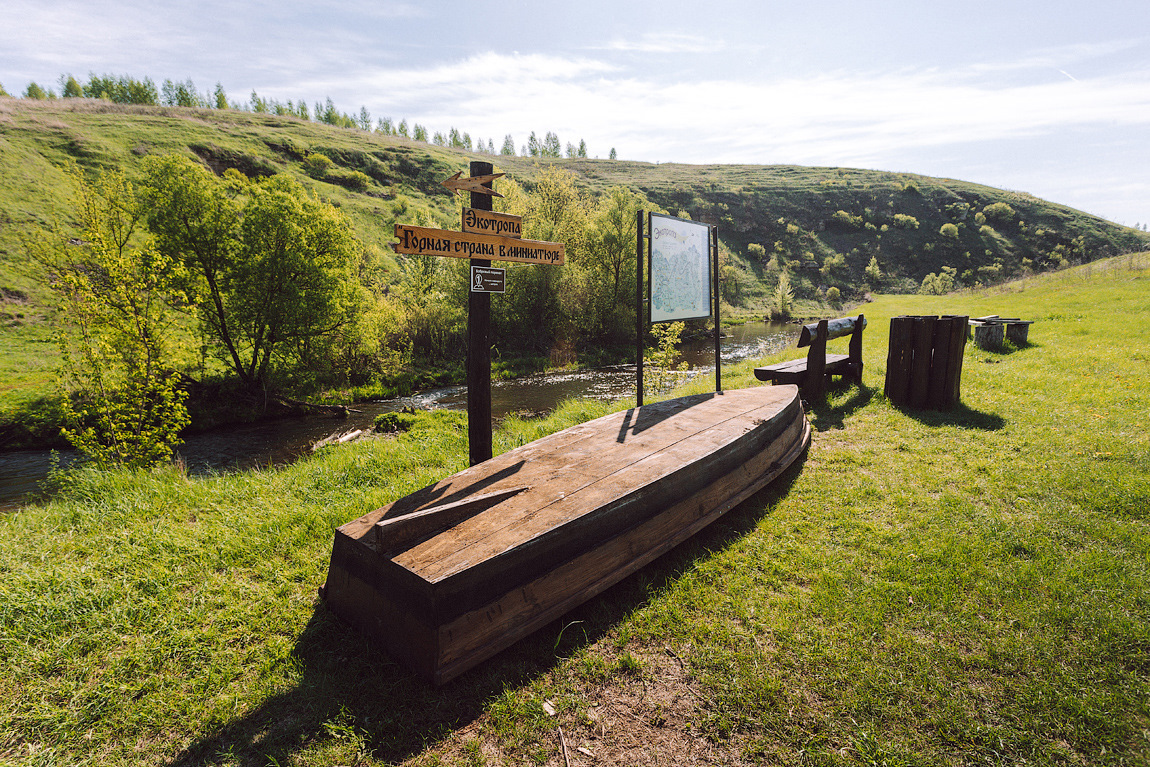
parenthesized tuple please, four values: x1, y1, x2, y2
(3, 97, 1146, 308)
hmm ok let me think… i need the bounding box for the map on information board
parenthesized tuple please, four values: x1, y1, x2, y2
(649, 213, 712, 323)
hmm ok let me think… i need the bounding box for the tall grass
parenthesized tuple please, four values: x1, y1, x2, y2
(0, 254, 1147, 766)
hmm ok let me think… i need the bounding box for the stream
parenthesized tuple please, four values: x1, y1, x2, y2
(0, 321, 796, 512)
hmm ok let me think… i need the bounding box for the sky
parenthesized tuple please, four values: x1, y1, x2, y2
(3, 0, 1149, 226)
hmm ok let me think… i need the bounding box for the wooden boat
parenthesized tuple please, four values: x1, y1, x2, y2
(321, 385, 810, 684)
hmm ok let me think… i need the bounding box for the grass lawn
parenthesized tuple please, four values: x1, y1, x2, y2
(1, 254, 1147, 766)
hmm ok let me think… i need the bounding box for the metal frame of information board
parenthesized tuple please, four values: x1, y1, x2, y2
(635, 212, 721, 407)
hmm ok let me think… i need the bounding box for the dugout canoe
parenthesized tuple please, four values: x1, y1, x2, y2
(321, 385, 810, 684)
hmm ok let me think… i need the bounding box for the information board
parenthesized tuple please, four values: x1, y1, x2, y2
(648, 213, 712, 323)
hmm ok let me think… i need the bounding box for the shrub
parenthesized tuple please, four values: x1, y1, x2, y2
(374, 411, 418, 432)
(771, 272, 795, 320)
(983, 202, 1017, 224)
(892, 214, 919, 230)
(939, 223, 960, 240)
(330, 169, 372, 192)
(826, 286, 841, 305)
(830, 210, 862, 229)
(919, 271, 955, 295)
(304, 153, 334, 178)
(24, 82, 50, 99)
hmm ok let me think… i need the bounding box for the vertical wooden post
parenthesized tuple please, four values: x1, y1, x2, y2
(712, 225, 721, 393)
(848, 313, 865, 384)
(926, 316, 955, 410)
(467, 160, 493, 466)
(909, 315, 936, 409)
(944, 315, 968, 407)
(635, 210, 645, 407)
(884, 316, 914, 406)
(805, 320, 828, 402)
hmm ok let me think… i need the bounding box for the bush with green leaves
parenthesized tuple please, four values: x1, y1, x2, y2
(23, 82, 50, 99)
(865, 255, 882, 286)
(644, 321, 688, 395)
(919, 267, 957, 295)
(982, 202, 1017, 224)
(329, 169, 372, 192)
(830, 210, 863, 229)
(25, 162, 191, 467)
(303, 153, 335, 178)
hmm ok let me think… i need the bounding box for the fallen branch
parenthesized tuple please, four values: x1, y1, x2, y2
(272, 394, 360, 416)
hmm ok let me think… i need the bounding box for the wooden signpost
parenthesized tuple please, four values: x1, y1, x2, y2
(393, 161, 564, 466)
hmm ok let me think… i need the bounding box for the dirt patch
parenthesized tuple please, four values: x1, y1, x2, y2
(1, 287, 30, 303)
(424, 646, 757, 766)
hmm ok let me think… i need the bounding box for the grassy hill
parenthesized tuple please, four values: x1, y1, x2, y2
(1, 96, 1147, 446)
(3, 97, 1146, 306)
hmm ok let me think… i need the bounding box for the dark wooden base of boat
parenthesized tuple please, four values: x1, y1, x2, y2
(322, 387, 810, 685)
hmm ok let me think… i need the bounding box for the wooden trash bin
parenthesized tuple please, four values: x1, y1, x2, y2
(884, 315, 968, 410)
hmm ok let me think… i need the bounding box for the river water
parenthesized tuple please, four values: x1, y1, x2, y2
(0, 321, 796, 512)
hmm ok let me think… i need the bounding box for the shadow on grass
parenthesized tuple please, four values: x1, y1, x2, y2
(896, 401, 1006, 431)
(807, 382, 875, 431)
(168, 456, 808, 767)
(970, 339, 1041, 357)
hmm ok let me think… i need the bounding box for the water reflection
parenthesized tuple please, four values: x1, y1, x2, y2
(0, 321, 795, 511)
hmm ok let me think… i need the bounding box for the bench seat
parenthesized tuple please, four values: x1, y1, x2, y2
(753, 315, 865, 401)
(755, 353, 852, 384)
(969, 315, 1034, 347)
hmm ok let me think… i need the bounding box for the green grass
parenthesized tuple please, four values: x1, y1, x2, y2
(1, 254, 1148, 766)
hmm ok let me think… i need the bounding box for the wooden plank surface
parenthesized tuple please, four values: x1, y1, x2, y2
(340, 388, 795, 566)
(324, 386, 812, 683)
(392, 388, 797, 583)
(432, 412, 811, 683)
(755, 354, 850, 379)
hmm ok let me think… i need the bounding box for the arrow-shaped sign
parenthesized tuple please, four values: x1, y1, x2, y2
(441, 171, 505, 197)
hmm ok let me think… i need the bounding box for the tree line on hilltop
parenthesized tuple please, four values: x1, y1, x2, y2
(2, 73, 619, 161)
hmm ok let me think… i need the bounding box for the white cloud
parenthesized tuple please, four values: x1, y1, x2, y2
(599, 33, 717, 54)
(335, 51, 1150, 170)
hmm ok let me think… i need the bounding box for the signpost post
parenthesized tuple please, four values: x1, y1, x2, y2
(467, 161, 495, 466)
(393, 163, 564, 465)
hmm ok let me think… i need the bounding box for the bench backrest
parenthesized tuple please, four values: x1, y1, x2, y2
(798, 315, 867, 348)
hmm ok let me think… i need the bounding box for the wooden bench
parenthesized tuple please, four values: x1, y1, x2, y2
(969, 315, 1034, 349)
(754, 314, 866, 401)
